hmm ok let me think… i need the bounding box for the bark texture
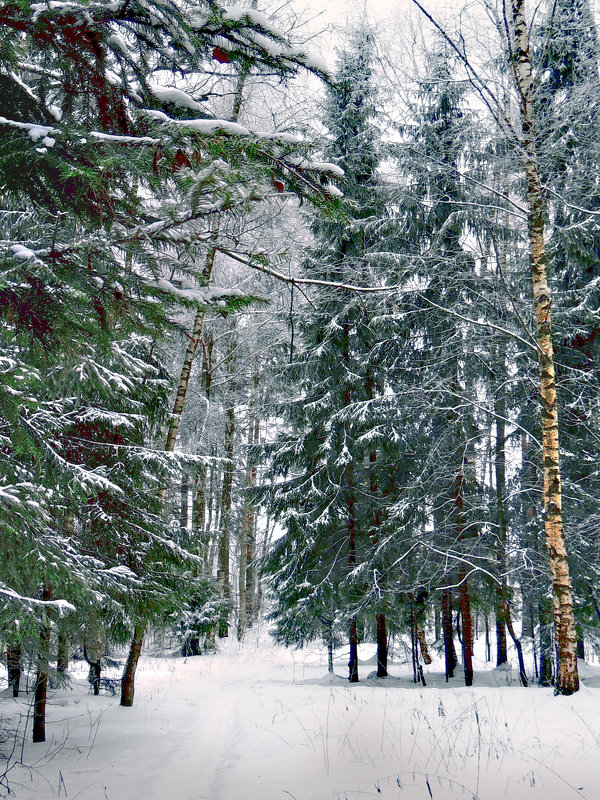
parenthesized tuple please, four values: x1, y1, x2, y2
(158, 244, 218, 505)
(33, 582, 51, 743)
(218, 320, 237, 638)
(455, 470, 473, 686)
(441, 590, 457, 680)
(120, 621, 145, 707)
(510, 0, 578, 694)
(7, 644, 21, 697)
(495, 356, 509, 666)
(376, 613, 388, 677)
(57, 632, 69, 673)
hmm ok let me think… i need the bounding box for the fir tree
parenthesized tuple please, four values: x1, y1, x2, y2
(262, 27, 386, 680)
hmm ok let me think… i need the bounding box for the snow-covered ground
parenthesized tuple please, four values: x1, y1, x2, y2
(2, 629, 600, 800)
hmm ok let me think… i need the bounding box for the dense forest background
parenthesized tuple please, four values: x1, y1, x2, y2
(2, 0, 600, 744)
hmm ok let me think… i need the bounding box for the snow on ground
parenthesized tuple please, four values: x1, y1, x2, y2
(2, 629, 600, 800)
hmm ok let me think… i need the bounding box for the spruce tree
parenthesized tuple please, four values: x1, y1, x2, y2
(262, 27, 385, 680)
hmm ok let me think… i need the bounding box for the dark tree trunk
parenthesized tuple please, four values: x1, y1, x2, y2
(455, 467, 473, 687)
(57, 633, 69, 673)
(496, 606, 508, 666)
(348, 617, 359, 683)
(441, 590, 457, 680)
(410, 602, 418, 683)
(459, 579, 474, 687)
(376, 613, 388, 677)
(33, 583, 51, 743)
(538, 599, 554, 686)
(414, 590, 432, 665)
(577, 629, 585, 661)
(192, 468, 206, 576)
(121, 621, 145, 707)
(7, 644, 21, 697)
(84, 610, 104, 696)
(89, 661, 101, 696)
(504, 600, 528, 687)
(493, 259, 510, 669)
(343, 321, 359, 684)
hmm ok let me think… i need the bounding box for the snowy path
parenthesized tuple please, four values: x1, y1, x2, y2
(3, 634, 600, 799)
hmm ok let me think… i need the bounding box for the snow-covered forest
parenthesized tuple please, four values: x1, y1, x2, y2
(2, 0, 600, 796)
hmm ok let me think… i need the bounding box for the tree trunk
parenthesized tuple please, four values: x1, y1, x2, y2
(416, 626, 432, 666)
(503, 600, 528, 686)
(410, 602, 418, 683)
(246, 413, 260, 626)
(343, 321, 359, 683)
(510, 0, 578, 695)
(577, 629, 585, 661)
(158, 244, 218, 506)
(441, 590, 457, 680)
(238, 366, 259, 640)
(120, 621, 145, 707)
(348, 616, 359, 683)
(33, 582, 51, 743)
(414, 591, 432, 665)
(538, 598, 554, 686)
(324, 618, 335, 674)
(376, 613, 388, 677)
(218, 320, 237, 638)
(459, 578, 474, 687)
(454, 466, 474, 687)
(57, 632, 69, 673)
(84, 610, 104, 696)
(434, 603, 441, 643)
(494, 354, 509, 666)
(7, 644, 21, 697)
(238, 499, 248, 642)
(192, 468, 206, 576)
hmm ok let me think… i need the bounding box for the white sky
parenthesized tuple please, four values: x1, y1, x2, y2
(288, 0, 469, 74)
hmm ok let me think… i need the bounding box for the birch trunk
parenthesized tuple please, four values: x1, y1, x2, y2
(158, 243, 218, 505)
(510, 0, 578, 694)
